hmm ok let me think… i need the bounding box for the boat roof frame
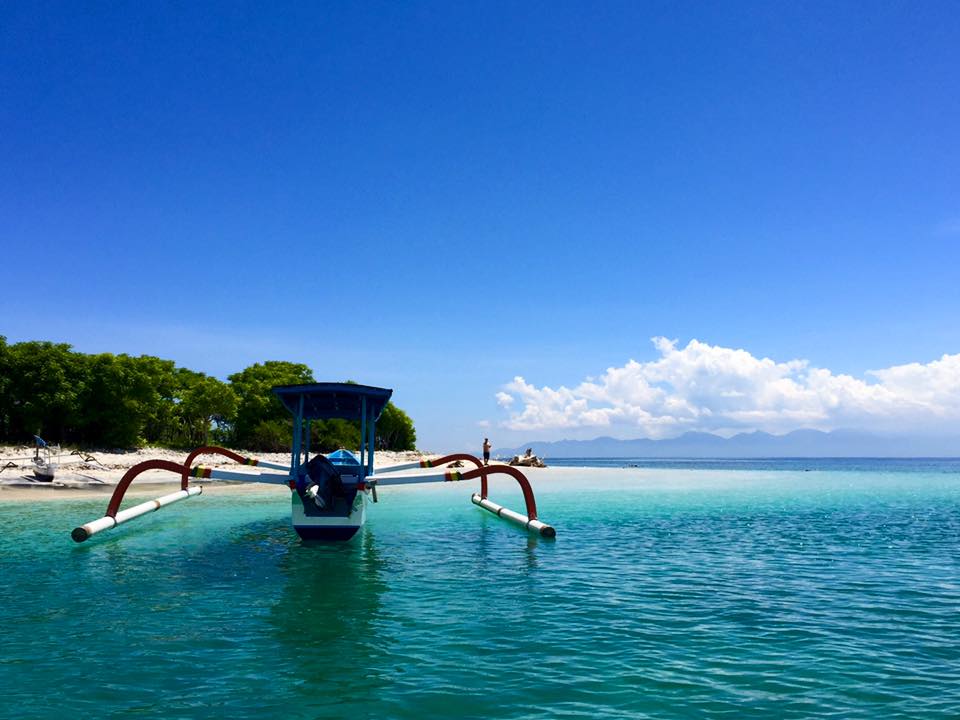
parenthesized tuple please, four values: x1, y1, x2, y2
(272, 382, 394, 480)
(272, 382, 393, 421)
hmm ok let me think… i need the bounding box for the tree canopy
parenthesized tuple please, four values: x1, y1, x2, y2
(0, 337, 418, 452)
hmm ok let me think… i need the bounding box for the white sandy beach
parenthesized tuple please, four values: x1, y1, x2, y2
(0, 445, 448, 502)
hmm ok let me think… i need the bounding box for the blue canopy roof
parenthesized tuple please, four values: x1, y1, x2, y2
(272, 383, 393, 421)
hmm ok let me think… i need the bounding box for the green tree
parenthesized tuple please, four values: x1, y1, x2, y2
(228, 361, 314, 450)
(311, 418, 362, 453)
(133, 355, 179, 445)
(5, 341, 83, 443)
(73, 354, 175, 447)
(0, 343, 419, 453)
(178, 374, 238, 446)
(0, 336, 9, 439)
(376, 402, 416, 451)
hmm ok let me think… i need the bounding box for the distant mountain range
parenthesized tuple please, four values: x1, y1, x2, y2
(496, 429, 960, 458)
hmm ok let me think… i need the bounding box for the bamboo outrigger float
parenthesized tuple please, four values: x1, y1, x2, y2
(72, 383, 555, 543)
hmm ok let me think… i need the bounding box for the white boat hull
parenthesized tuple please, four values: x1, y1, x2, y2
(32, 462, 57, 482)
(291, 489, 366, 541)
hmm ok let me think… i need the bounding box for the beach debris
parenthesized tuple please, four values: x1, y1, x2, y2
(69, 449, 106, 468)
(509, 448, 547, 468)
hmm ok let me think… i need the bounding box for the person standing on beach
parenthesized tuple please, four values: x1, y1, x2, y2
(482, 438, 491, 466)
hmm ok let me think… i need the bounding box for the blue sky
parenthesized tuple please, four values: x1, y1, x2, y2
(2, 2, 959, 450)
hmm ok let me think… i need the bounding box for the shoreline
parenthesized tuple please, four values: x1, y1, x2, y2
(0, 446, 519, 503)
(0, 445, 435, 503)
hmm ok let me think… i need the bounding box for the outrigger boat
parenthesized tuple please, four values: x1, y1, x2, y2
(0, 436, 73, 483)
(72, 383, 555, 543)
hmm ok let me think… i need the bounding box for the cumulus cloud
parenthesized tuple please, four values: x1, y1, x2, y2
(496, 338, 960, 437)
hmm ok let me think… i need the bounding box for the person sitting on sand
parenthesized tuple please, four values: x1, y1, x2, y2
(483, 438, 491, 466)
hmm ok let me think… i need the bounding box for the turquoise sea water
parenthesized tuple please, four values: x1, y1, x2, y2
(2, 462, 960, 718)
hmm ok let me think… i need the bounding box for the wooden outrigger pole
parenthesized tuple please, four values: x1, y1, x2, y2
(71, 383, 556, 543)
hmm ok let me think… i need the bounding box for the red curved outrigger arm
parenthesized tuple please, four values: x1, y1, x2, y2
(105, 459, 188, 517)
(427, 453, 539, 521)
(104, 446, 265, 519)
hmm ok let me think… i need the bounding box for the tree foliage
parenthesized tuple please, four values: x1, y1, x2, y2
(376, 402, 417, 451)
(311, 419, 361, 453)
(177, 370, 238, 446)
(0, 340, 419, 452)
(228, 361, 314, 451)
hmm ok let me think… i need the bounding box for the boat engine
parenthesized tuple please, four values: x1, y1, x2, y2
(301, 454, 345, 511)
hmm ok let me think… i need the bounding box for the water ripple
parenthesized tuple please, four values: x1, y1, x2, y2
(1, 468, 960, 717)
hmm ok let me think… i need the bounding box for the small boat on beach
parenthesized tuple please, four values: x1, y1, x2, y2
(31, 459, 56, 482)
(1, 438, 106, 485)
(0, 436, 59, 482)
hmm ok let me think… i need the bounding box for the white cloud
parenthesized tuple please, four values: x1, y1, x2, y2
(495, 338, 960, 437)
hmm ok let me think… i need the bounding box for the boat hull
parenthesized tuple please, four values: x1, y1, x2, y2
(32, 462, 57, 482)
(291, 489, 366, 542)
(294, 524, 363, 541)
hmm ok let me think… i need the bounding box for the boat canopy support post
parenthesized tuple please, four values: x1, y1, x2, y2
(367, 400, 375, 477)
(360, 396, 367, 472)
(291, 395, 304, 486)
(305, 419, 311, 464)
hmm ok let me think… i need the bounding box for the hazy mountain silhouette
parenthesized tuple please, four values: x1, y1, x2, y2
(497, 429, 960, 458)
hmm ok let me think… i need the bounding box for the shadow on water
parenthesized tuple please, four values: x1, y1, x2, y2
(266, 526, 394, 717)
(68, 514, 396, 718)
(474, 506, 549, 572)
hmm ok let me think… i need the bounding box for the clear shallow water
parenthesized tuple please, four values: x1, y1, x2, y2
(2, 464, 960, 718)
(547, 457, 960, 473)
